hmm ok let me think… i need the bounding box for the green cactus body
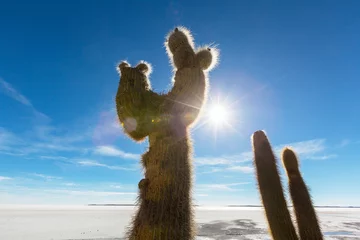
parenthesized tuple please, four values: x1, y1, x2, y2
(115, 27, 218, 240)
(252, 130, 324, 240)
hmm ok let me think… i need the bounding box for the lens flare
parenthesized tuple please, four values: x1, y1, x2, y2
(209, 104, 228, 126)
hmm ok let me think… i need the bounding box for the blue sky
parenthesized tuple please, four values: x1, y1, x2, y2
(0, 0, 359, 206)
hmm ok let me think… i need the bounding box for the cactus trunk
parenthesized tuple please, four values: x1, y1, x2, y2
(126, 133, 195, 240)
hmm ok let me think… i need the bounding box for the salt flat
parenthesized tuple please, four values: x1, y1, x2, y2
(0, 205, 359, 240)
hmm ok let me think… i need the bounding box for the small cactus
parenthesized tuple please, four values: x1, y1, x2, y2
(252, 130, 323, 240)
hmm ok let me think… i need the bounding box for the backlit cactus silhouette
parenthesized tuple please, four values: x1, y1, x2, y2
(115, 27, 218, 240)
(252, 130, 323, 240)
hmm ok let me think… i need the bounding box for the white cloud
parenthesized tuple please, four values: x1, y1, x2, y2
(77, 160, 135, 171)
(40, 156, 68, 160)
(31, 173, 62, 181)
(0, 128, 27, 156)
(196, 157, 232, 166)
(196, 194, 209, 197)
(226, 166, 254, 173)
(63, 183, 78, 187)
(0, 127, 90, 157)
(196, 138, 335, 175)
(196, 182, 249, 192)
(0, 128, 21, 145)
(307, 154, 338, 160)
(338, 139, 350, 148)
(195, 151, 252, 166)
(45, 189, 137, 196)
(0, 176, 12, 181)
(92, 109, 122, 146)
(0, 78, 32, 106)
(195, 152, 253, 175)
(199, 166, 254, 174)
(0, 78, 50, 121)
(0, 182, 138, 205)
(32, 125, 86, 144)
(77, 160, 105, 167)
(274, 139, 327, 158)
(94, 145, 140, 160)
(33, 143, 84, 152)
(0, 151, 26, 156)
(198, 168, 224, 174)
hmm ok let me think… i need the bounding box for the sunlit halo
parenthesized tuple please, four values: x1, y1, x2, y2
(191, 93, 240, 140)
(209, 104, 229, 126)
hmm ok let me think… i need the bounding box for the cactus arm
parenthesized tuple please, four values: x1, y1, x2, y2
(282, 148, 324, 240)
(252, 130, 299, 240)
(115, 62, 163, 141)
(164, 27, 218, 127)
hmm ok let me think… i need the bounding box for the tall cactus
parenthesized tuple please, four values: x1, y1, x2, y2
(252, 130, 323, 240)
(115, 27, 218, 240)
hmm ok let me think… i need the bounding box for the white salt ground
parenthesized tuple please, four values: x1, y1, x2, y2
(0, 205, 359, 240)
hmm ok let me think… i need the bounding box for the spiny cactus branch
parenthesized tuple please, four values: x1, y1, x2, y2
(252, 130, 298, 240)
(282, 148, 324, 240)
(252, 130, 324, 240)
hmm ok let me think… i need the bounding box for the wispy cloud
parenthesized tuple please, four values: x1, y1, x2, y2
(0, 186, 137, 205)
(0, 128, 22, 145)
(92, 109, 122, 146)
(77, 160, 135, 171)
(63, 183, 78, 187)
(44, 189, 137, 196)
(196, 182, 250, 192)
(196, 194, 209, 197)
(195, 148, 254, 174)
(226, 166, 254, 173)
(0, 181, 137, 201)
(307, 154, 338, 160)
(0, 126, 89, 157)
(0, 128, 27, 156)
(195, 151, 252, 166)
(199, 166, 254, 174)
(0, 176, 12, 181)
(0, 176, 137, 194)
(40, 156, 68, 160)
(94, 145, 140, 160)
(195, 152, 253, 174)
(339, 139, 350, 147)
(32, 125, 86, 144)
(274, 139, 326, 157)
(31, 173, 62, 181)
(110, 185, 123, 189)
(0, 78, 32, 106)
(274, 138, 338, 161)
(33, 143, 85, 152)
(196, 138, 336, 175)
(0, 78, 50, 121)
(196, 156, 233, 166)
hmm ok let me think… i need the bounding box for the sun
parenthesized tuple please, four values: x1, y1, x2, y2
(209, 104, 229, 126)
(191, 94, 239, 138)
